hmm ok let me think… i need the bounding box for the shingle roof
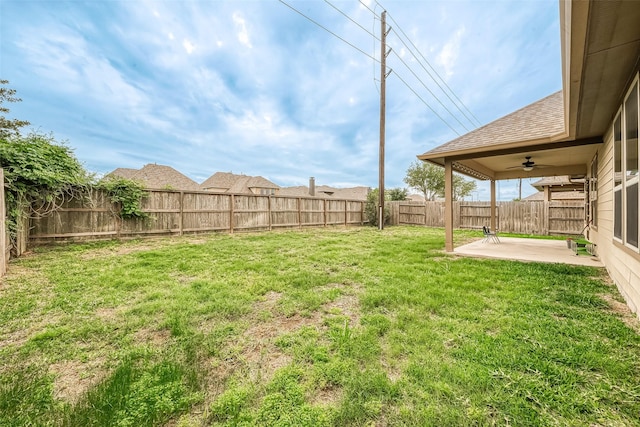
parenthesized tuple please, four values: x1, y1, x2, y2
(531, 175, 584, 192)
(247, 176, 280, 189)
(107, 168, 138, 179)
(278, 186, 310, 197)
(420, 91, 565, 158)
(107, 164, 200, 191)
(200, 173, 279, 192)
(522, 191, 585, 202)
(200, 172, 239, 190)
(278, 185, 369, 201)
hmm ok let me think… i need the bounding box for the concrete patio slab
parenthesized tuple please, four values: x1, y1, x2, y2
(454, 237, 603, 267)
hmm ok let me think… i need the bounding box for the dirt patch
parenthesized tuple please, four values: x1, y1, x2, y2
(78, 235, 211, 260)
(134, 327, 172, 346)
(239, 284, 363, 382)
(310, 386, 343, 406)
(324, 293, 361, 326)
(50, 358, 106, 403)
(94, 307, 119, 322)
(600, 294, 640, 332)
(1, 314, 64, 350)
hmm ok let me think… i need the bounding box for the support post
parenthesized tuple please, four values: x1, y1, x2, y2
(444, 158, 454, 252)
(490, 180, 497, 231)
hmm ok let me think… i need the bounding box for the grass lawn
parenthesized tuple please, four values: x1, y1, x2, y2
(1, 226, 639, 426)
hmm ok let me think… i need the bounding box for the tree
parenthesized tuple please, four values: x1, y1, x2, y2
(453, 174, 477, 201)
(404, 160, 477, 201)
(387, 187, 408, 201)
(404, 161, 444, 201)
(0, 80, 30, 139)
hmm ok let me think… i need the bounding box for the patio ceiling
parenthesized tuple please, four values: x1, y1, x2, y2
(418, 0, 640, 182)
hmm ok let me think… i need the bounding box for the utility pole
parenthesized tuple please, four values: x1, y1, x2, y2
(378, 10, 390, 230)
(518, 178, 522, 201)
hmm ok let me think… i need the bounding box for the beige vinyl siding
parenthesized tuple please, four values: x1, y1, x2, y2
(593, 117, 640, 317)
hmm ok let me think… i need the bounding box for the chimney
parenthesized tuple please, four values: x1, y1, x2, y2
(309, 177, 315, 196)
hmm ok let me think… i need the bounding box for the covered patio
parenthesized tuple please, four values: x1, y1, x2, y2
(454, 237, 603, 267)
(417, 1, 640, 254)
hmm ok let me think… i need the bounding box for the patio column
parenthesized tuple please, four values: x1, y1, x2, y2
(544, 186, 551, 202)
(490, 180, 497, 231)
(444, 158, 454, 252)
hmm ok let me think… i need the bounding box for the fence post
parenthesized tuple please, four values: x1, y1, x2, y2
(543, 201, 549, 235)
(268, 195, 272, 231)
(179, 191, 184, 236)
(344, 201, 348, 226)
(298, 198, 302, 229)
(324, 199, 328, 227)
(229, 194, 234, 234)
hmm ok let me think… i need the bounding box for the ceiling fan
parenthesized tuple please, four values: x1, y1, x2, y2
(507, 156, 544, 172)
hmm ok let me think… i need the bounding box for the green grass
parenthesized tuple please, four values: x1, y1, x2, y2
(1, 226, 639, 426)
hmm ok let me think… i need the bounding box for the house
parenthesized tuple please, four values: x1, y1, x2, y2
(278, 177, 370, 201)
(106, 164, 200, 191)
(523, 176, 585, 202)
(418, 1, 640, 318)
(200, 172, 280, 195)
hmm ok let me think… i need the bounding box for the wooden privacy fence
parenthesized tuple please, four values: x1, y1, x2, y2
(389, 200, 585, 235)
(28, 189, 366, 243)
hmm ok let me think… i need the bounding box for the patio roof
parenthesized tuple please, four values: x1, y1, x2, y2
(417, 1, 640, 182)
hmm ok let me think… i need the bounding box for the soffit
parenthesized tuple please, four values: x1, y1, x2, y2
(576, 0, 640, 138)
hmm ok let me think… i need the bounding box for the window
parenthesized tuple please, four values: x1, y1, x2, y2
(614, 114, 623, 240)
(614, 76, 640, 250)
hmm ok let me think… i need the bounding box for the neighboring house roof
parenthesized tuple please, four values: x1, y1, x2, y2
(200, 172, 279, 193)
(278, 186, 309, 197)
(420, 91, 565, 159)
(278, 185, 369, 201)
(107, 164, 200, 191)
(200, 172, 239, 190)
(247, 176, 280, 189)
(522, 191, 585, 202)
(531, 176, 584, 192)
(108, 168, 138, 179)
(407, 194, 426, 202)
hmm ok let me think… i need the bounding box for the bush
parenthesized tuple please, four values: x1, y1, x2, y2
(364, 189, 390, 226)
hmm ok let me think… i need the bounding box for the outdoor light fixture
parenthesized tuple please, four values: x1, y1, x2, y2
(523, 165, 534, 172)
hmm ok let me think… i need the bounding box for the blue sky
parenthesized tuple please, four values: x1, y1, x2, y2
(0, 0, 561, 200)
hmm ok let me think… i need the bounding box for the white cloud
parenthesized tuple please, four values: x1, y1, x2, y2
(232, 12, 252, 48)
(183, 39, 195, 54)
(436, 26, 465, 78)
(168, 32, 174, 40)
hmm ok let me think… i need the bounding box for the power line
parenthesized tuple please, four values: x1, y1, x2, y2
(358, 0, 380, 17)
(278, 0, 379, 63)
(391, 49, 471, 133)
(387, 20, 481, 128)
(392, 70, 461, 137)
(324, 0, 380, 41)
(379, 3, 482, 127)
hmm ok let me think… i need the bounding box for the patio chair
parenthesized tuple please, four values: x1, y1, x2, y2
(482, 226, 500, 243)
